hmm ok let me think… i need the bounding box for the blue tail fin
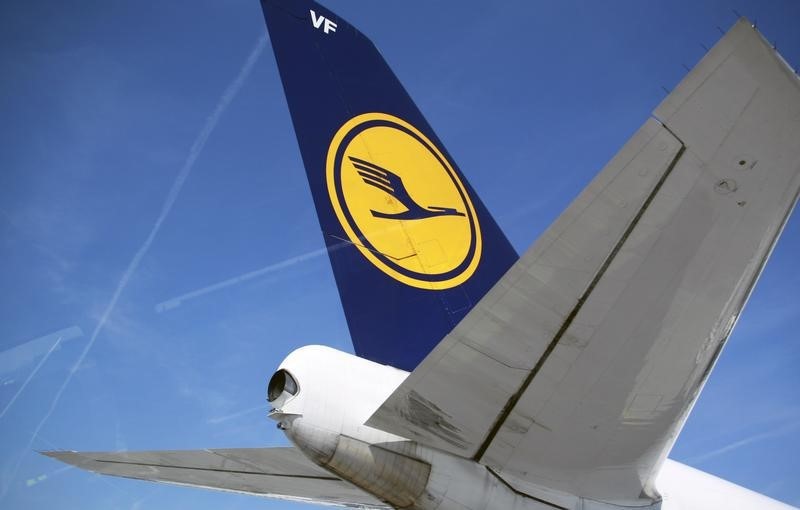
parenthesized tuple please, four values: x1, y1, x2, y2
(260, 0, 518, 371)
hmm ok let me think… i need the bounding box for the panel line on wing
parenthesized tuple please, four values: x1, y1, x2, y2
(486, 467, 569, 510)
(94, 459, 341, 480)
(327, 234, 418, 261)
(473, 128, 686, 462)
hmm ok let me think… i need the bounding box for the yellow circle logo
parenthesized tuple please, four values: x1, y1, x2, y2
(326, 113, 481, 290)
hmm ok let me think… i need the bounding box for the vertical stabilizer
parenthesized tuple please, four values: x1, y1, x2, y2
(260, 0, 518, 370)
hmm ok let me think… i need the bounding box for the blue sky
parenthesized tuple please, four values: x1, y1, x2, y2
(1, 1, 799, 508)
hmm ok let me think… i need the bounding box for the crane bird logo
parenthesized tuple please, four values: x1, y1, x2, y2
(349, 156, 466, 220)
(326, 113, 482, 290)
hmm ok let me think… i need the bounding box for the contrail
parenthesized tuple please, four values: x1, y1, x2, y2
(0, 326, 82, 376)
(0, 336, 63, 420)
(207, 404, 268, 425)
(688, 420, 800, 464)
(1, 35, 268, 500)
(156, 245, 333, 312)
(24, 465, 74, 488)
(154, 238, 354, 313)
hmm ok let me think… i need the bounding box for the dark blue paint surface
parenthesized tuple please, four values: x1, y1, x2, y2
(260, 0, 518, 370)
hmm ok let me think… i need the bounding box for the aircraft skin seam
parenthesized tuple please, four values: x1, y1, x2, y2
(335, 433, 436, 467)
(328, 234, 417, 261)
(485, 467, 569, 510)
(462, 340, 531, 371)
(473, 129, 687, 464)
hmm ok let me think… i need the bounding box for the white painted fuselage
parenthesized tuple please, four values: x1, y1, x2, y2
(268, 346, 792, 510)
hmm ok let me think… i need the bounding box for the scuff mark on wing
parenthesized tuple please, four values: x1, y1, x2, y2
(399, 391, 467, 449)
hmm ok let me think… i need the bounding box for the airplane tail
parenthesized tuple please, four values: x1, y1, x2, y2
(260, 0, 518, 370)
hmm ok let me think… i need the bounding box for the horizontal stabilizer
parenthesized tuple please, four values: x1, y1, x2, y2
(43, 447, 388, 508)
(367, 18, 800, 505)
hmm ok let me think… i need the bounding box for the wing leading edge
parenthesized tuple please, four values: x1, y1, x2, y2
(42, 447, 388, 509)
(367, 18, 800, 505)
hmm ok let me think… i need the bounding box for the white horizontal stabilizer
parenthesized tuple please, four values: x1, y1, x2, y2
(43, 447, 388, 509)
